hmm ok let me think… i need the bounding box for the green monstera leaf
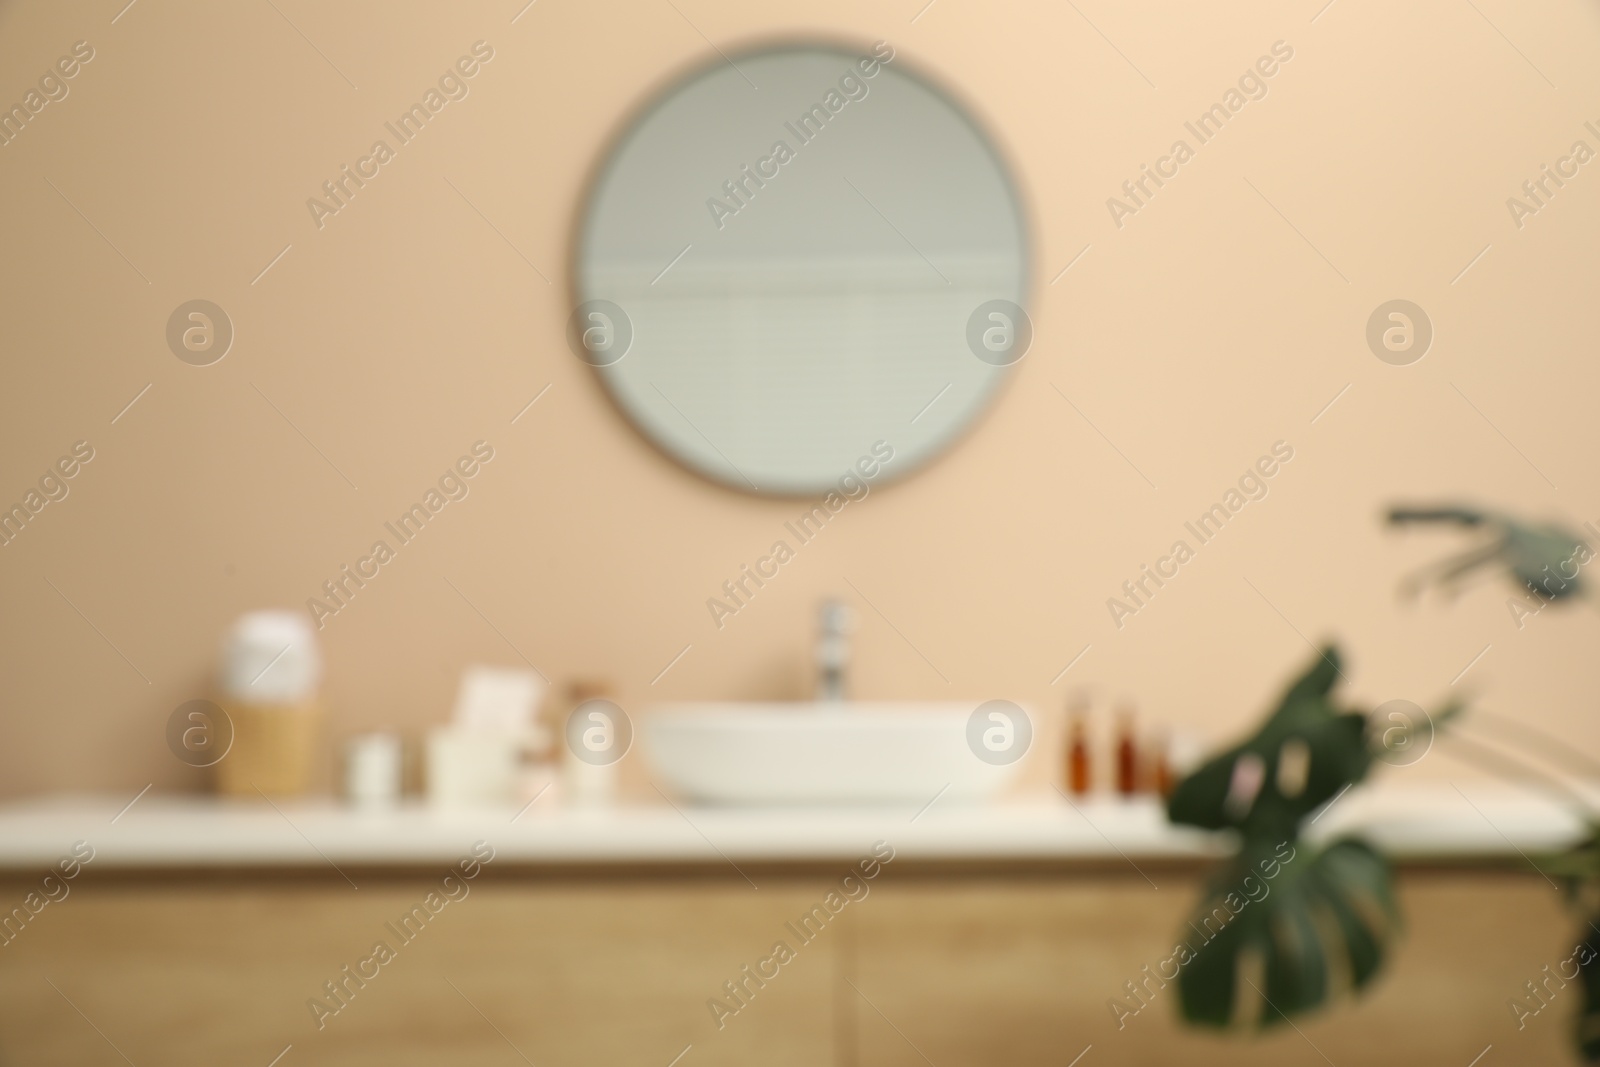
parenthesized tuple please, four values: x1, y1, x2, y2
(1169, 647, 1370, 843)
(1174, 837, 1399, 1027)
(1387, 504, 1591, 603)
(1540, 832, 1600, 1061)
(1577, 933, 1600, 1061)
(1167, 646, 1451, 1029)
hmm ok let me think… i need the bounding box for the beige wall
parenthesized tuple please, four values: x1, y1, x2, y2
(1, 0, 1597, 798)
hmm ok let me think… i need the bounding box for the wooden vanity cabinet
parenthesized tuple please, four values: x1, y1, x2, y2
(0, 863, 1572, 1065)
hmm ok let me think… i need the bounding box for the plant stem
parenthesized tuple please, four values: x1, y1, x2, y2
(1438, 732, 1599, 820)
(1470, 709, 1600, 781)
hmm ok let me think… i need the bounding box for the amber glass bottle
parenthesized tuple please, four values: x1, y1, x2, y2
(1115, 706, 1139, 797)
(1066, 709, 1091, 796)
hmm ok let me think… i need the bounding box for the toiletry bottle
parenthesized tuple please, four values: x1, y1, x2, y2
(1115, 705, 1139, 797)
(1065, 697, 1091, 796)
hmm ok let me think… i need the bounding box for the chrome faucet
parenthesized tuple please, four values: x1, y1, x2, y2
(815, 599, 855, 702)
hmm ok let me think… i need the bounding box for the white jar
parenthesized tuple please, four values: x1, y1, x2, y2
(345, 733, 403, 808)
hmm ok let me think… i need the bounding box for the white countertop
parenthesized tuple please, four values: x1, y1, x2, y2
(0, 783, 1582, 872)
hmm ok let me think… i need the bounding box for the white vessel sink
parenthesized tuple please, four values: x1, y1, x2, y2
(641, 703, 1026, 806)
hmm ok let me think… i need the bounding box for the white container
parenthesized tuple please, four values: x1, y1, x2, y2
(426, 727, 523, 808)
(345, 733, 403, 808)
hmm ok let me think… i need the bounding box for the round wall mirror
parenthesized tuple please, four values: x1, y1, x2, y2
(575, 41, 1029, 495)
